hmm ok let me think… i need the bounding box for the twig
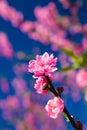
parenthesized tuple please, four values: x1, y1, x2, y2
(44, 75, 82, 130)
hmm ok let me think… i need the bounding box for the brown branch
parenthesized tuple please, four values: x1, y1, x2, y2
(44, 75, 83, 130)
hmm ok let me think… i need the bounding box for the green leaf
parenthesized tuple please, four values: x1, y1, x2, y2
(59, 63, 81, 72)
(62, 48, 83, 68)
(59, 66, 74, 72)
(81, 51, 87, 67)
(73, 62, 80, 69)
(62, 48, 78, 60)
(62, 112, 70, 122)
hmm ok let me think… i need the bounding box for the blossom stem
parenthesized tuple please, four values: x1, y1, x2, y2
(63, 107, 77, 129)
(44, 75, 58, 96)
(44, 75, 82, 130)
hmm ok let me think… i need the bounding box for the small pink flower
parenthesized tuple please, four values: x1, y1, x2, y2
(20, 21, 35, 33)
(34, 77, 48, 94)
(76, 69, 87, 88)
(0, 32, 14, 58)
(45, 97, 64, 119)
(28, 52, 57, 78)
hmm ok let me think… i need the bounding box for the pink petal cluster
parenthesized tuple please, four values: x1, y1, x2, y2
(34, 77, 48, 94)
(28, 52, 57, 78)
(0, 32, 14, 58)
(0, 0, 86, 56)
(0, 0, 23, 27)
(45, 97, 64, 119)
(20, 21, 35, 33)
(76, 69, 87, 88)
(28, 52, 57, 94)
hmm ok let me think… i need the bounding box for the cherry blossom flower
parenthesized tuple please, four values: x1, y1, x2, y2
(0, 0, 23, 27)
(76, 69, 87, 88)
(34, 77, 48, 94)
(45, 97, 64, 119)
(0, 32, 14, 58)
(20, 21, 35, 33)
(28, 52, 58, 78)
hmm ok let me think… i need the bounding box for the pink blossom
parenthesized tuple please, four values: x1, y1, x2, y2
(32, 23, 51, 43)
(0, 0, 9, 20)
(11, 77, 27, 95)
(82, 37, 87, 51)
(74, 45, 83, 56)
(20, 21, 35, 33)
(7, 96, 20, 109)
(28, 52, 57, 78)
(34, 77, 48, 94)
(34, 2, 58, 28)
(15, 121, 26, 130)
(45, 97, 64, 119)
(59, 0, 70, 9)
(0, 32, 14, 58)
(76, 69, 87, 88)
(29, 23, 51, 44)
(22, 94, 31, 109)
(0, 0, 23, 27)
(8, 7, 23, 27)
(0, 78, 9, 93)
(13, 63, 28, 75)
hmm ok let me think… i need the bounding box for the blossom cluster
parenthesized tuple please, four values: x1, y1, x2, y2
(0, 0, 86, 129)
(0, 0, 23, 27)
(0, 32, 14, 58)
(0, 0, 86, 94)
(28, 52, 58, 93)
(28, 52, 64, 118)
(0, 0, 87, 55)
